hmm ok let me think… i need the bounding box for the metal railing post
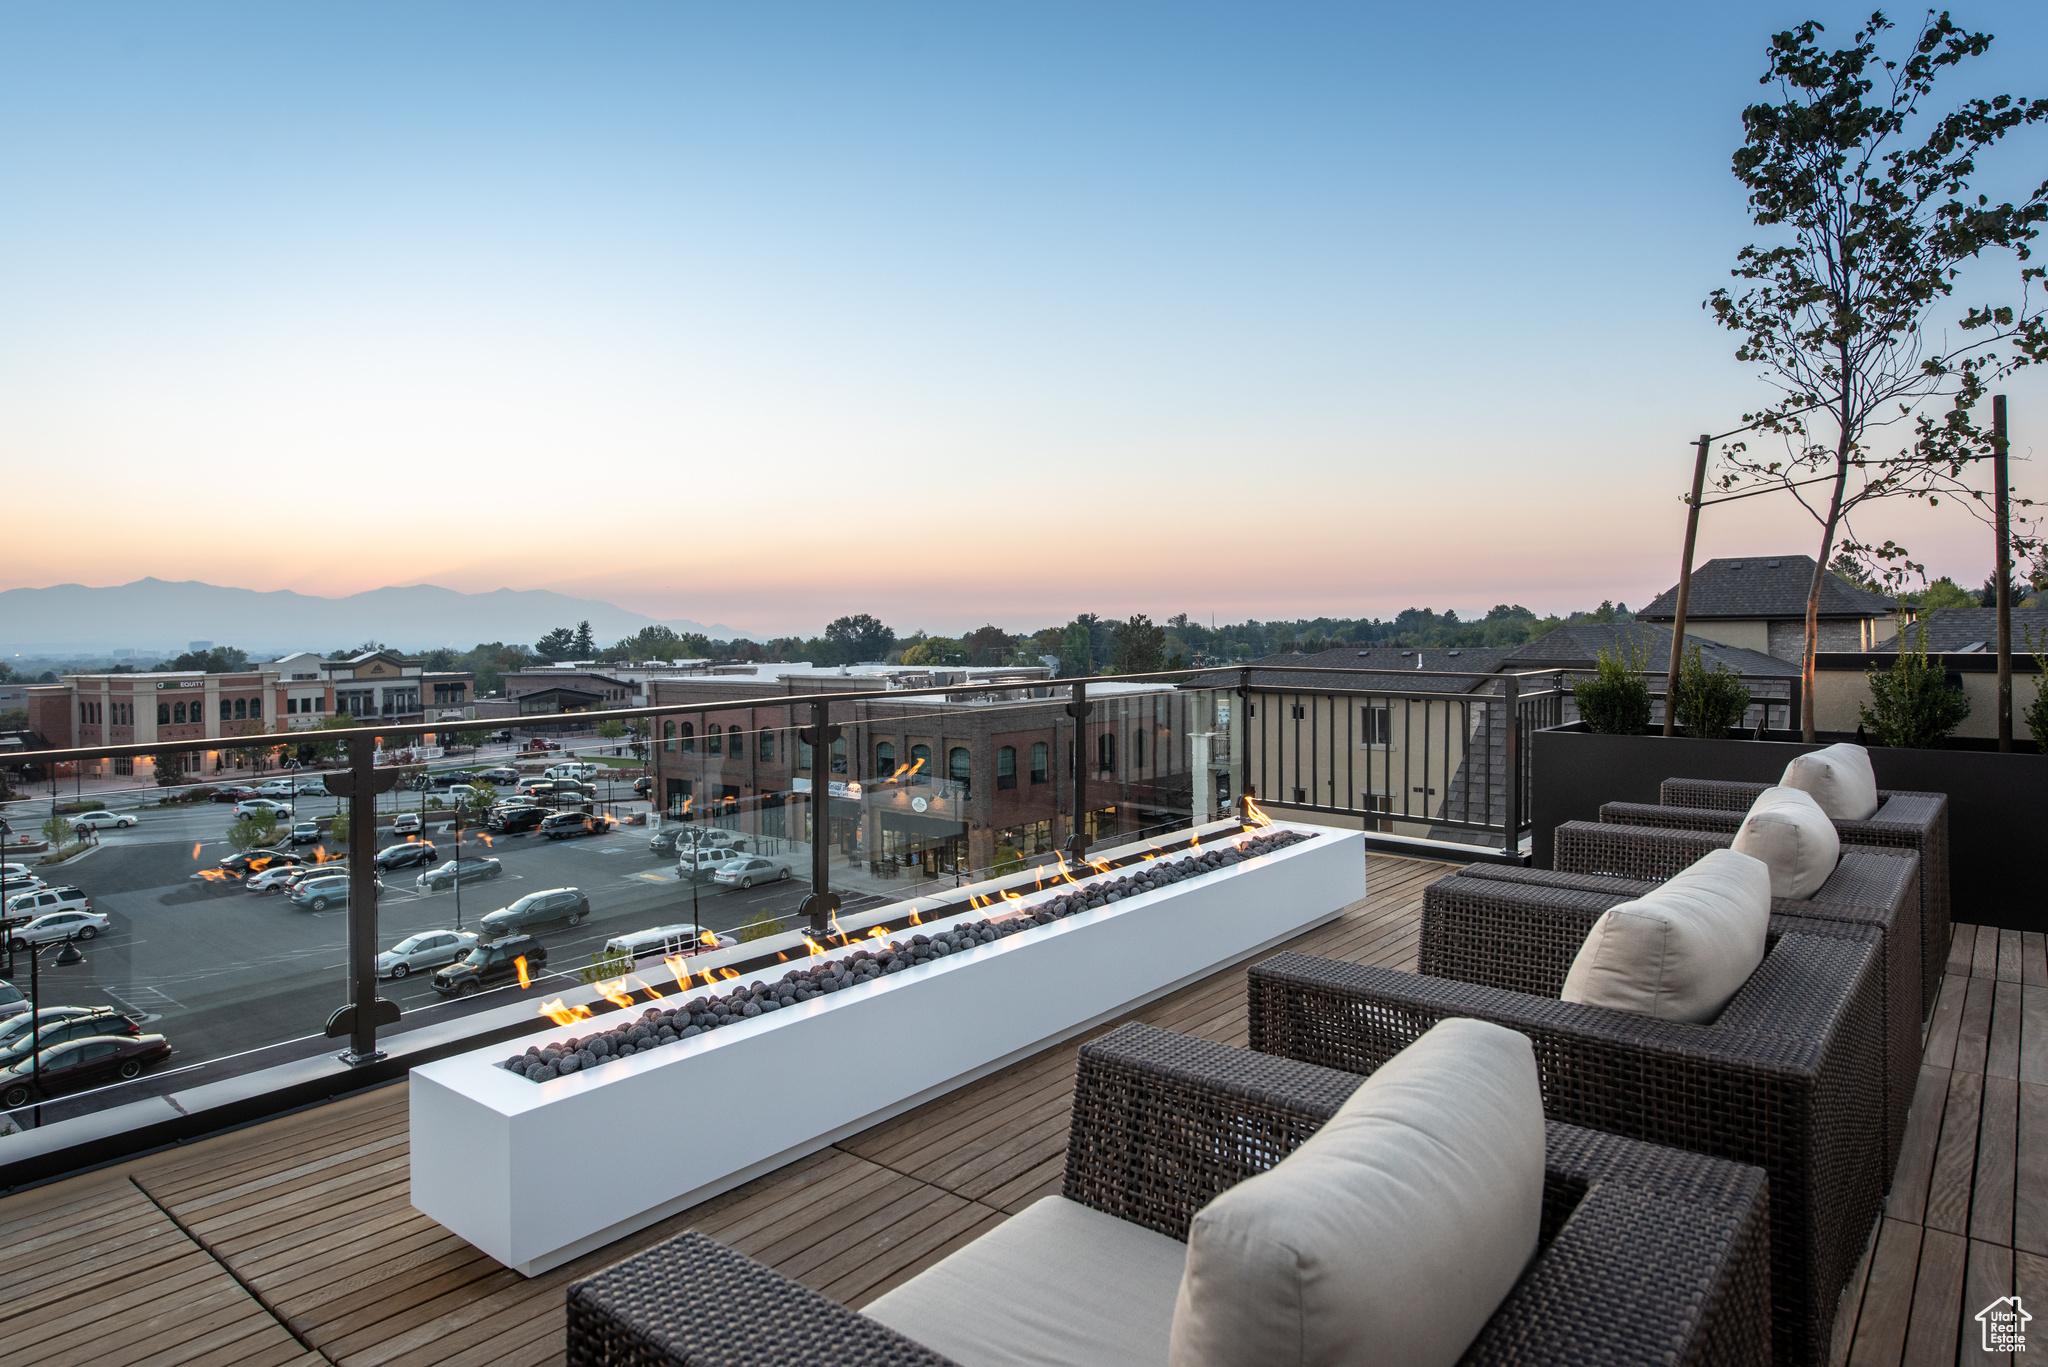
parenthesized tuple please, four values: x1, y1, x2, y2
(797, 697, 841, 936)
(1065, 678, 1092, 864)
(323, 733, 400, 1064)
(1501, 673, 1522, 856)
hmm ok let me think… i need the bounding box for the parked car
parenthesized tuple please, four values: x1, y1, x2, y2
(0, 1006, 106, 1049)
(711, 855, 794, 890)
(603, 925, 737, 961)
(210, 786, 256, 804)
(6, 908, 112, 951)
(245, 864, 305, 893)
(289, 820, 321, 845)
(4, 886, 91, 919)
(391, 811, 424, 836)
(378, 929, 479, 980)
(516, 779, 592, 803)
(0, 980, 25, 1023)
(544, 762, 599, 782)
(68, 810, 138, 833)
(288, 875, 382, 913)
(0, 1007, 142, 1070)
(0, 874, 47, 901)
(539, 812, 606, 841)
(477, 888, 589, 939)
(232, 799, 293, 819)
(291, 778, 331, 796)
(633, 776, 654, 797)
(217, 848, 304, 875)
(487, 805, 548, 835)
(278, 863, 347, 893)
(477, 767, 520, 785)
(416, 857, 503, 891)
(525, 738, 561, 751)
(433, 934, 548, 997)
(648, 825, 746, 856)
(678, 847, 744, 881)
(0, 1033, 172, 1109)
(375, 841, 437, 871)
(253, 780, 297, 799)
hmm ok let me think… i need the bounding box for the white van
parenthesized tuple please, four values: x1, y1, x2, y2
(544, 763, 599, 782)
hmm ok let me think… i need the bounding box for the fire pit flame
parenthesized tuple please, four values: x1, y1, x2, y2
(515, 955, 531, 990)
(538, 998, 594, 1026)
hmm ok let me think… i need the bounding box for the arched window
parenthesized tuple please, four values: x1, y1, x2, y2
(707, 723, 722, 755)
(759, 730, 774, 762)
(830, 737, 847, 774)
(997, 745, 1017, 790)
(158, 703, 170, 725)
(1133, 727, 1146, 769)
(910, 743, 931, 784)
(728, 729, 744, 761)
(876, 741, 895, 775)
(663, 721, 676, 752)
(798, 738, 812, 771)
(234, 699, 248, 720)
(949, 747, 971, 794)
(218, 700, 231, 721)
(1097, 731, 1116, 774)
(174, 701, 187, 725)
(1029, 741, 1048, 784)
(249, 697, 261, 718)
(679, 722, 695, 753)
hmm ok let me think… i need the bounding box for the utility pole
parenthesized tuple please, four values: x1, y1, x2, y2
(1663, 434, 1712, 736)
(1994, 394, 2013, 752)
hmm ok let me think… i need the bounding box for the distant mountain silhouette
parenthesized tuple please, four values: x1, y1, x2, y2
(0, 579, 759, 655)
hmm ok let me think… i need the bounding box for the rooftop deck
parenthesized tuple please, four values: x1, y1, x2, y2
(0, 854, 2037, 1367)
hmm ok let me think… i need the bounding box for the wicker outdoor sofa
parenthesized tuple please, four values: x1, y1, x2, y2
(1248, 908, 1885, 1367)
(1602, 777, 1949, 1014)
(1549, 821, 1921, 1175)
(565, 1023, 1773, 1367)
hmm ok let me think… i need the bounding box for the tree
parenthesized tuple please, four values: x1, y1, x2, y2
(572, 621, 595, 656)
(902, 637, 967, 666)
(825, 614, 896, 664)
(1707, 12, 2048, 739)
(1910, 576, 1977, 611)
(154, 646, 249, 673)
(226, 812, 281, 852)
(1829, 552, 1879, 590)
(41, 813, 72, 847)
(534, 626, 577, 662)
(963, 624, 1012, 666)
(329, 812, 349, 847)
(1109, 614, 1167, 675)
(152, 753, 184, 786)
(1057, 620, 1093, 678)
(1862, 621, 1971, 746)
(0, 708, 26, 732)
(597, 720, 625, 744)
(309, 712, 358, 762)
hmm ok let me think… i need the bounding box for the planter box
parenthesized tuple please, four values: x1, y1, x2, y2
(408, 822, 1368, 1275)
(1531, 724, 2046, 933)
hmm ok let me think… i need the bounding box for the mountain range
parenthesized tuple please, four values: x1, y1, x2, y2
(0, 579, 758, 656)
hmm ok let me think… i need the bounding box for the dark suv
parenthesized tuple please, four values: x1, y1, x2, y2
(0, 1006, 142, 1069)
(487, 805, 548, 835)
(433, 935, 548, 997)
(477, 887, 590, 939)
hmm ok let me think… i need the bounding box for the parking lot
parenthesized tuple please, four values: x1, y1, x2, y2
(1, 793, 852, 1125)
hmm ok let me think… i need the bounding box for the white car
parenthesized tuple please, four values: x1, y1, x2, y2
(710, 855, 794, 889)
(677, 847, 743, 881)
(292, 778, 331, 796)
(377, 929, 479, 979)
(603, 925, 737, 961)
(253, 780, 297, 798)
(544, 763, 599, 782)
(69, 810, 138, 833)
(245, 864, 304, 893)
(4, 885, 90, 919)
(232, 799, 293, 819)
(391, 812, 424, 836)
(6, 908, 111, 951)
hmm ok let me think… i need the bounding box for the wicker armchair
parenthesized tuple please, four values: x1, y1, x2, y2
(1547, 822, 1920, 1176)
(1248, 914, 1885, 1367)
(566, 1024, 1773, 1367)
(1611, 778, 1949, 1014)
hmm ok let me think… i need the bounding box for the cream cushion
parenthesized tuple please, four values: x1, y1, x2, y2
(1559, 847, 1772, 1022)
(1732, 785, 1842, 899)
(1167, 1017, 1545, 1367)
(863, 1194, 1188, 1367)
(1780, 743, 1880, 820)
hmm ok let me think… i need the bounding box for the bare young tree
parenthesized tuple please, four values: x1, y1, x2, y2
(1707, 11, 2047, 738)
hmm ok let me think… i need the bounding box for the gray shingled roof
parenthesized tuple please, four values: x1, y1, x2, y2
(1194, 647, 1515, 694)
(1505, 622, 1799, 677)
(1880, 607, 2048, 652)
(1638, 555, 1894, 621)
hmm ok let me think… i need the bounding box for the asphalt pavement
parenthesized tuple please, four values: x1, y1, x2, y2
(1, 803, 834, 1125)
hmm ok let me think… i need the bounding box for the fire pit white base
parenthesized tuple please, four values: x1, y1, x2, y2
(409, 823, 1366, 1274)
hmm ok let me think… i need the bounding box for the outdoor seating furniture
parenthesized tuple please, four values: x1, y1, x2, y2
(564, 1022, 1772, 1367)
(1604, 777, 1948, 1014)
(1248, 902, 1885, 1367)
(1549, 820, 1920, 1175)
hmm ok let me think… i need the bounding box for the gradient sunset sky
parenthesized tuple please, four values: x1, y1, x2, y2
(2, 3, 2043, 638)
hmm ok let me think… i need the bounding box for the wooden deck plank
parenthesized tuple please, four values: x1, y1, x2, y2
(1927, 1072, 1986, 1237)
(1927, 975, 1970, 1070)
(2020, 986, 2048, 1087)
(1902, 1226, 1968, 1366)
(1950, 925, 1981, 979)
(1892, 1065, 1957, 1227)
(1964, 1240, 2014, 1366)
(1970, 1077, 2018, 1248)
(1955, 979, 1997, 1077)
(1974, 928, 2001, 983)
(1846, 1218, 1920, 1367)
(1831, 1217, 1881, 1367)
(1998, 930, 2025, 985)
(2017, 1081, 2048, 1259)
(2021, 933, 2047, 990)
(1988, 982, 2023, 1081)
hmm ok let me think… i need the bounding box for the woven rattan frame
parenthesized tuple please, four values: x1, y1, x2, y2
(564, 1024, 1773, 1367)
(1465, 842, 1921, 1179)
(1248, 926, 1884, 1367)
(1647, 779, 1949, 1014)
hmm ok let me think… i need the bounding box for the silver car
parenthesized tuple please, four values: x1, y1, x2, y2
(710, 855, 793, 890)
(5, 908, 112, 951)
(378, 930, 480, 980)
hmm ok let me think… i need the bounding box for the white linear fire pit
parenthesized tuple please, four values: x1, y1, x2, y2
(409, 819, 1366, 1274)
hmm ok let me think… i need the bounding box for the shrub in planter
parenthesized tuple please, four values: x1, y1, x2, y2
(1670, 644, 1751, 739)
(1573, 641, 1653, 734)
(1862, 622, 1970, 748)
(2026, 627, 2048, 752)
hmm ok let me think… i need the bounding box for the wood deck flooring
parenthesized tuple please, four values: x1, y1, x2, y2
(1, 854, 2034, 1366)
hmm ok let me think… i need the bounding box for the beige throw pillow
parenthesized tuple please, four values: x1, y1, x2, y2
(1167, 1018, 1544, 1367)
(1731, 784, 1841, 899)
(1558, 847, 1771, 1022)
(1780, 743, 1880, 820)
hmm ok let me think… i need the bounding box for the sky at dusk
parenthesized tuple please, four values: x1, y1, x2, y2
(2, 2, 2044, 638)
